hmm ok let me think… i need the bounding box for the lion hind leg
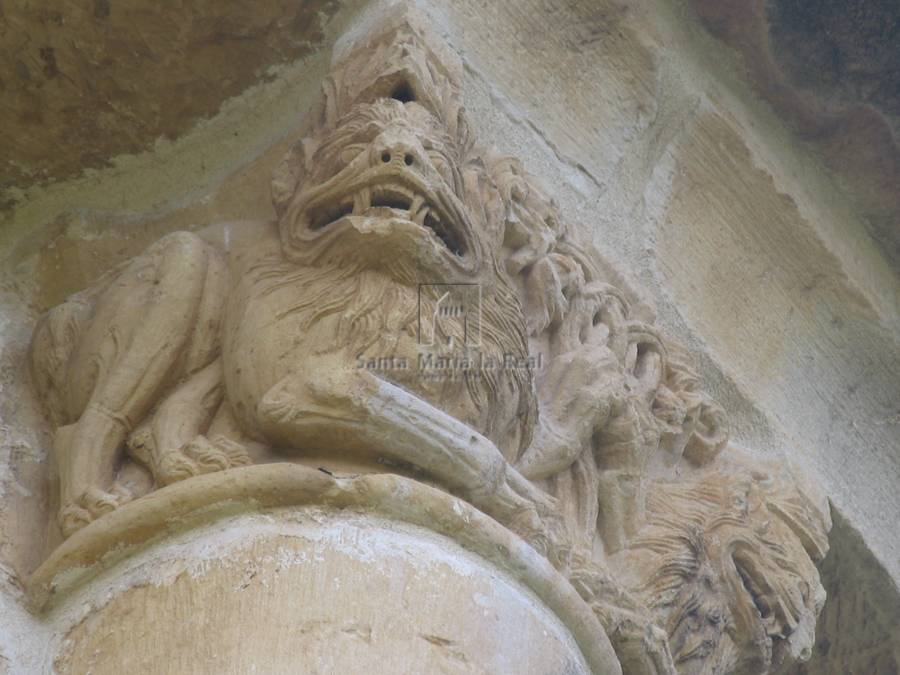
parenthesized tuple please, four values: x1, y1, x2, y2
(49, 232, 227, 536)
(30, 297, 93, 427)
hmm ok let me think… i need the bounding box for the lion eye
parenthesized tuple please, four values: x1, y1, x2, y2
(339, 144, 367, 166)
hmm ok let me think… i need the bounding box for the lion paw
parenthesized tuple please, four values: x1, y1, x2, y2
(185, 435, 252, 471)
(509, 507, 551, 553)
(184, 436, 230, 472)
(156, 436, 252, 486)
(59, 504, 92, 538)
(508, 503, 571, 569)
(206, 435, 252, 468)
(59, 483, 133, 538)
(542, 512, 573, 570)
(156, 449, 201, 485)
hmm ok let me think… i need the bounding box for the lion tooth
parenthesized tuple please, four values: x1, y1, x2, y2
(413, 206, 429, 226)
(410, 194, 425, 216)
(354, 188, 371, 214)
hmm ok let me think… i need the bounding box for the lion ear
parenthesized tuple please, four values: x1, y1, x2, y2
(271, 137, 318, 216)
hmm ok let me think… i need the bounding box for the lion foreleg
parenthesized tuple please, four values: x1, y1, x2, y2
(257, 365, 566, 559)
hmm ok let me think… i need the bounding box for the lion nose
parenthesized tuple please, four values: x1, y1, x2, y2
(371, 134, 420, 169)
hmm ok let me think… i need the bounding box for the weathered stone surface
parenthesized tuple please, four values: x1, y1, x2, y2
(691, 0, 900, 271)
(0, 0, 340, 208)
(58, 522, 588, 675)
(32, 466, 615, 674)
(0, 1, 897, 673)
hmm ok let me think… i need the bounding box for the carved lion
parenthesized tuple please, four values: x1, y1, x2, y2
(30, 26, 563, 551)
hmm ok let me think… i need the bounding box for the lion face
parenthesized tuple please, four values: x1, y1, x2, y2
(622, 466, 828, 674)
(263, 95, 535, 458)
(278, 98, 489, 284)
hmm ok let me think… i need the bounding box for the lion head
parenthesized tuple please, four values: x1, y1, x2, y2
(268, 10, 510, 290)
(260, 21, 536, 460)
(620, 459, 830, 674)
(274, 98, 497, 286)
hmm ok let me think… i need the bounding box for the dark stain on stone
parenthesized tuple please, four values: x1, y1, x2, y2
(39, 47, 58, 79)
(769, 0, 900, 121)
(786, 510, 900, 674)
(0, 0, 341, 212)
(93, 0, 111, 19)
(41, 9, 63, 27)
(14, 60, 29, 82)
(692, 0, 900, 271)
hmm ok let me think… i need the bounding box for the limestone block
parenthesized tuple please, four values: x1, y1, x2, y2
(32, 465, 616, 675)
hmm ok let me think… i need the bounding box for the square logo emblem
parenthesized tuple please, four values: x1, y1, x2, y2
(418, 283, 481, 347)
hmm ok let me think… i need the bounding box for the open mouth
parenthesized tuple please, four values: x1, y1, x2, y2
(306, 182, 467, 257)
(732, 551, 782, 635)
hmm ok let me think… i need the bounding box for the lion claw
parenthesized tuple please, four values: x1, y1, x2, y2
(210, 435, 253, 467)
(59, 503, 93, 538)
(157, 449, 201, 485)
(156, 436, 252, 486)
(184, 437, 230, 472)
(59, 482, 133, 537)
